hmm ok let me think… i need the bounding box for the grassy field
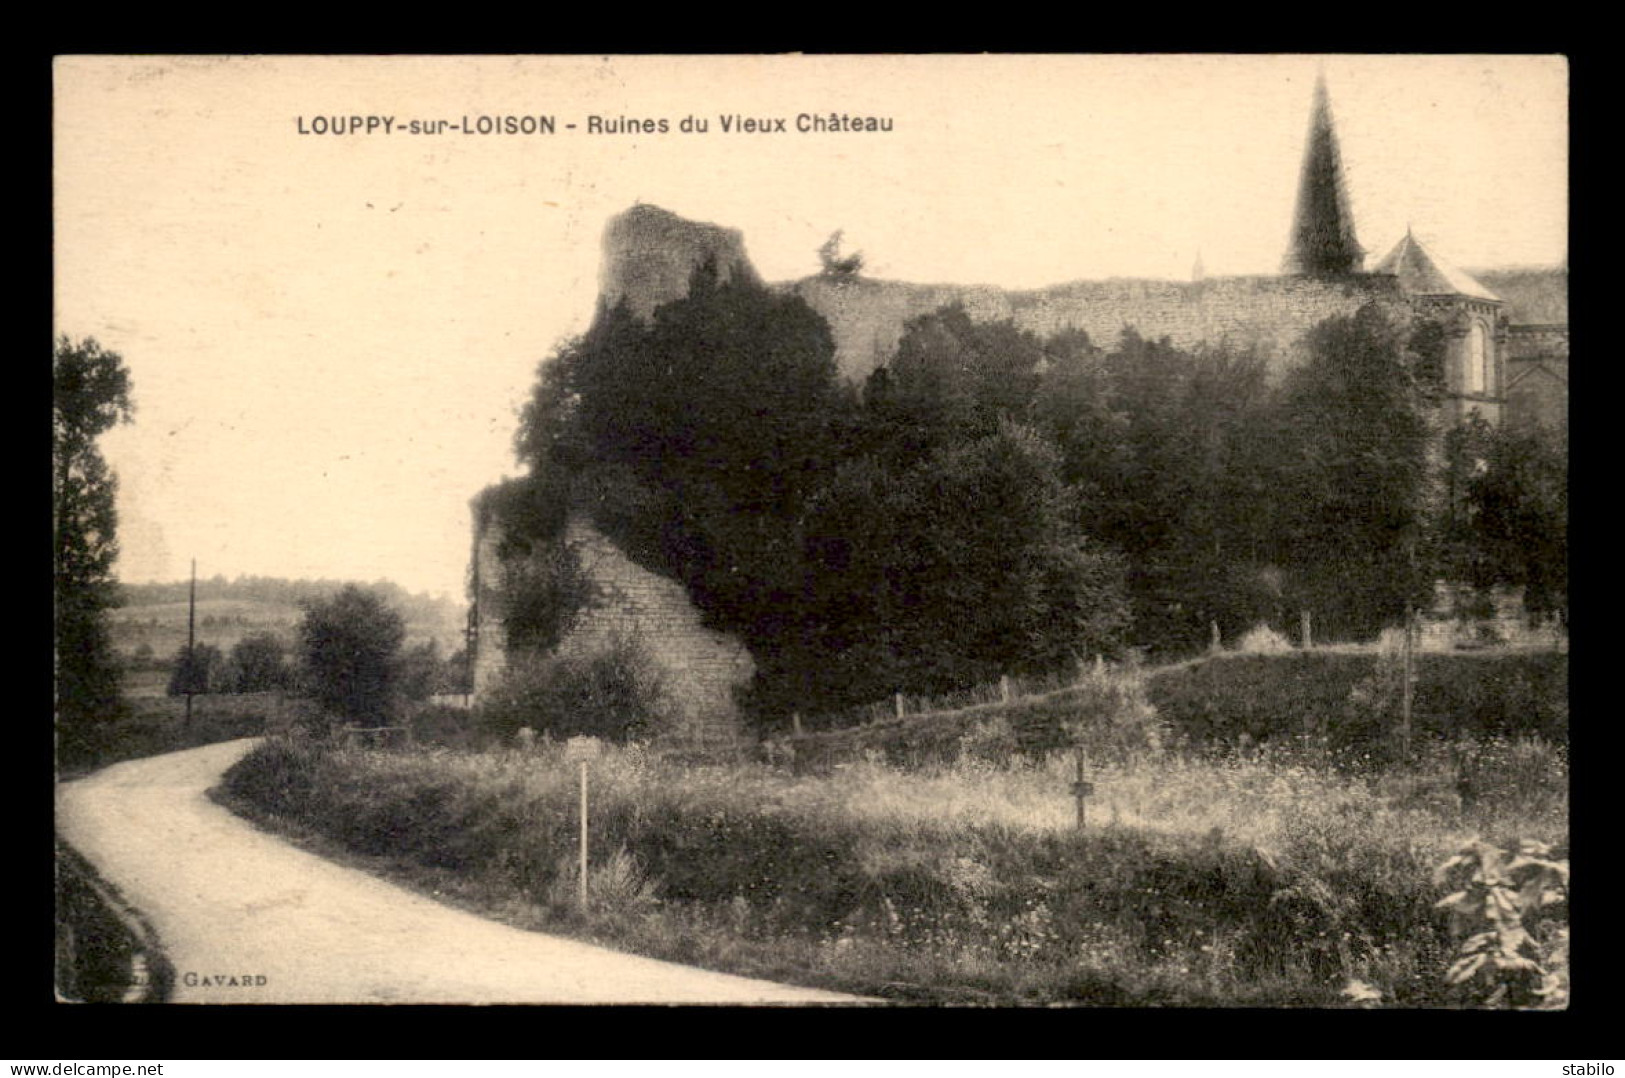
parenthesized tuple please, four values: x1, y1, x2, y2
(57, 680, 321, 778)
(217, 650, 1568, 1007)
(107, 594, 467, 664)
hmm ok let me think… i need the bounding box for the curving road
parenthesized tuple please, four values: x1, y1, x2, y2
(56, 739, 866, 1004)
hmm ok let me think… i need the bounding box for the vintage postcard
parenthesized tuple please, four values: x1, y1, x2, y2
(54, 55, 1568, 1007)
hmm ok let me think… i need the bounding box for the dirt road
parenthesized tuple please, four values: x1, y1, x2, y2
(56, 740, 866, 1004)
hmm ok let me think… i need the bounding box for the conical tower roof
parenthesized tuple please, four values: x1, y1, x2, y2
(1374, 230, 1501, 301)
(1281, 74, 1365, 276)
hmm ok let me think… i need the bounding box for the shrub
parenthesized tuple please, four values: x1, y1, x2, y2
(1435, 838, 1568, 1008)
(477, 632, 670, 745)
(1235, 624, 1294, 654)
(405, 703, 480, 750)
(1057, 657, 1165, 761)
(296, 585, 407, 728)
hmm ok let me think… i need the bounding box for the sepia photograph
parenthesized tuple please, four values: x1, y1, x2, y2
(53, 54, 1568, 1007)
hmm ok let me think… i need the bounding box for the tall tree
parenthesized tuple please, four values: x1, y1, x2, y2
(54, 336, 134, 754)
(869, 304, 1046, 454)
(168, 642, 225, 696)
(1272, 304, 1439, 638)
(227, 631, 289, 693)
(793, 419, 1129, 712)
(521, 260, 851, 644)
(1440, 416, 1567, 622)
(296, 585, 407, 727)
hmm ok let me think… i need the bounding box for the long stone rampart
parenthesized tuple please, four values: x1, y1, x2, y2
(787, 272, 1413, 383)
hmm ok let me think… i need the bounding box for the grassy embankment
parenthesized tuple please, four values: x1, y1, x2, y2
(54, 842, 174, 1003)
(217, 649, 1567, 1007)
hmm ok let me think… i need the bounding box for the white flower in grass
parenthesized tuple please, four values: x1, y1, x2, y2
(1341, 977, 1383, 1005)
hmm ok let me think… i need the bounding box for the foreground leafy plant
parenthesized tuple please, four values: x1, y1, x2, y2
(1434, 838, 1568, 1008)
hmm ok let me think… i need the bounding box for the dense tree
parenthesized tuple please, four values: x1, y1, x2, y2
(500, 274, 1513, 725)
(1028, 329, 1280, 651)
(227, 631, 289, 693)
(786, 420, 1129, 712)
(517, 260, 854, 650)
(296, 585, 407, 726)
(168, 642, 225, 696)
(1440, 415, 1567, 622)
(1271, 304, 1440, 638)
(867, 304, 1046, 453)
(442, 647, 473, 696)
(54, 336, 134, 752)
(397, 640, 446, 702)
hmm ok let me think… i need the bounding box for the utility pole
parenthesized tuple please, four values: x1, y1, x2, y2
(185, 558, 196, 730)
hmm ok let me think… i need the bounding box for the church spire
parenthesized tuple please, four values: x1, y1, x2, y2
(1282, 73, 1364, 276)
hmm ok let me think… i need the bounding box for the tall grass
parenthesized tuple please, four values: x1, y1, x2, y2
(219, 722, 1566, 1006)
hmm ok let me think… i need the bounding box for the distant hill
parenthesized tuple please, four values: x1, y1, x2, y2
(1468, 265, 1568, 325)
(109, 577, 467, 663)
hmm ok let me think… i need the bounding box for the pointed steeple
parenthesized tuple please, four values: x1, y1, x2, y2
(1281, 73, 1364, 276)
(1191, 250, 1206, 282)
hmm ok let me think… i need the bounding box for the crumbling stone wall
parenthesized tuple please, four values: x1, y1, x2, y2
(788, 272, 1414, 383)
(471, 511, 754, 746)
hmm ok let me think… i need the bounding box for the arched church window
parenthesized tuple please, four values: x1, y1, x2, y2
(1465, 321, 1489, 395)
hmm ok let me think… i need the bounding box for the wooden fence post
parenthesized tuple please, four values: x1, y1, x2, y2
(1301, 609, 1312, 650)
(1000, 675, 1012, 702)
(1400, 607, 1414, 761)
(895, 692, 905, 719)
(579, 759, 589, 912)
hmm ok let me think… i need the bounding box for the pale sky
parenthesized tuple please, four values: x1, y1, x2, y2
(53, 54, 1568, 603)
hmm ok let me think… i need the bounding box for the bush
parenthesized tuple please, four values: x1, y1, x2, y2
(405, 703, 480, 751)
(296, 585, 407, 728)
(1235, 624, 1294, 654)
(477, 632, 670, 745)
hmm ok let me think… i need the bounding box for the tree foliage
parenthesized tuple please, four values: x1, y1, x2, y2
(54, 336, 134, 748)
(817, 230, 864, 277)
(296, 585, 407, 726)
(228, 631, 289, 693)
(1030, 329, 1281, 650)
(789, 420, 1129, 711)
(1271, 305, 1441, 638)
(1440, 415, 1567, 621)
(477, 633, 668, 744)
(517, 261, 854, 655)
(501, 264, 1544, 729)
(865, 304, 1046, 454)
(168, 642, 225, 696)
